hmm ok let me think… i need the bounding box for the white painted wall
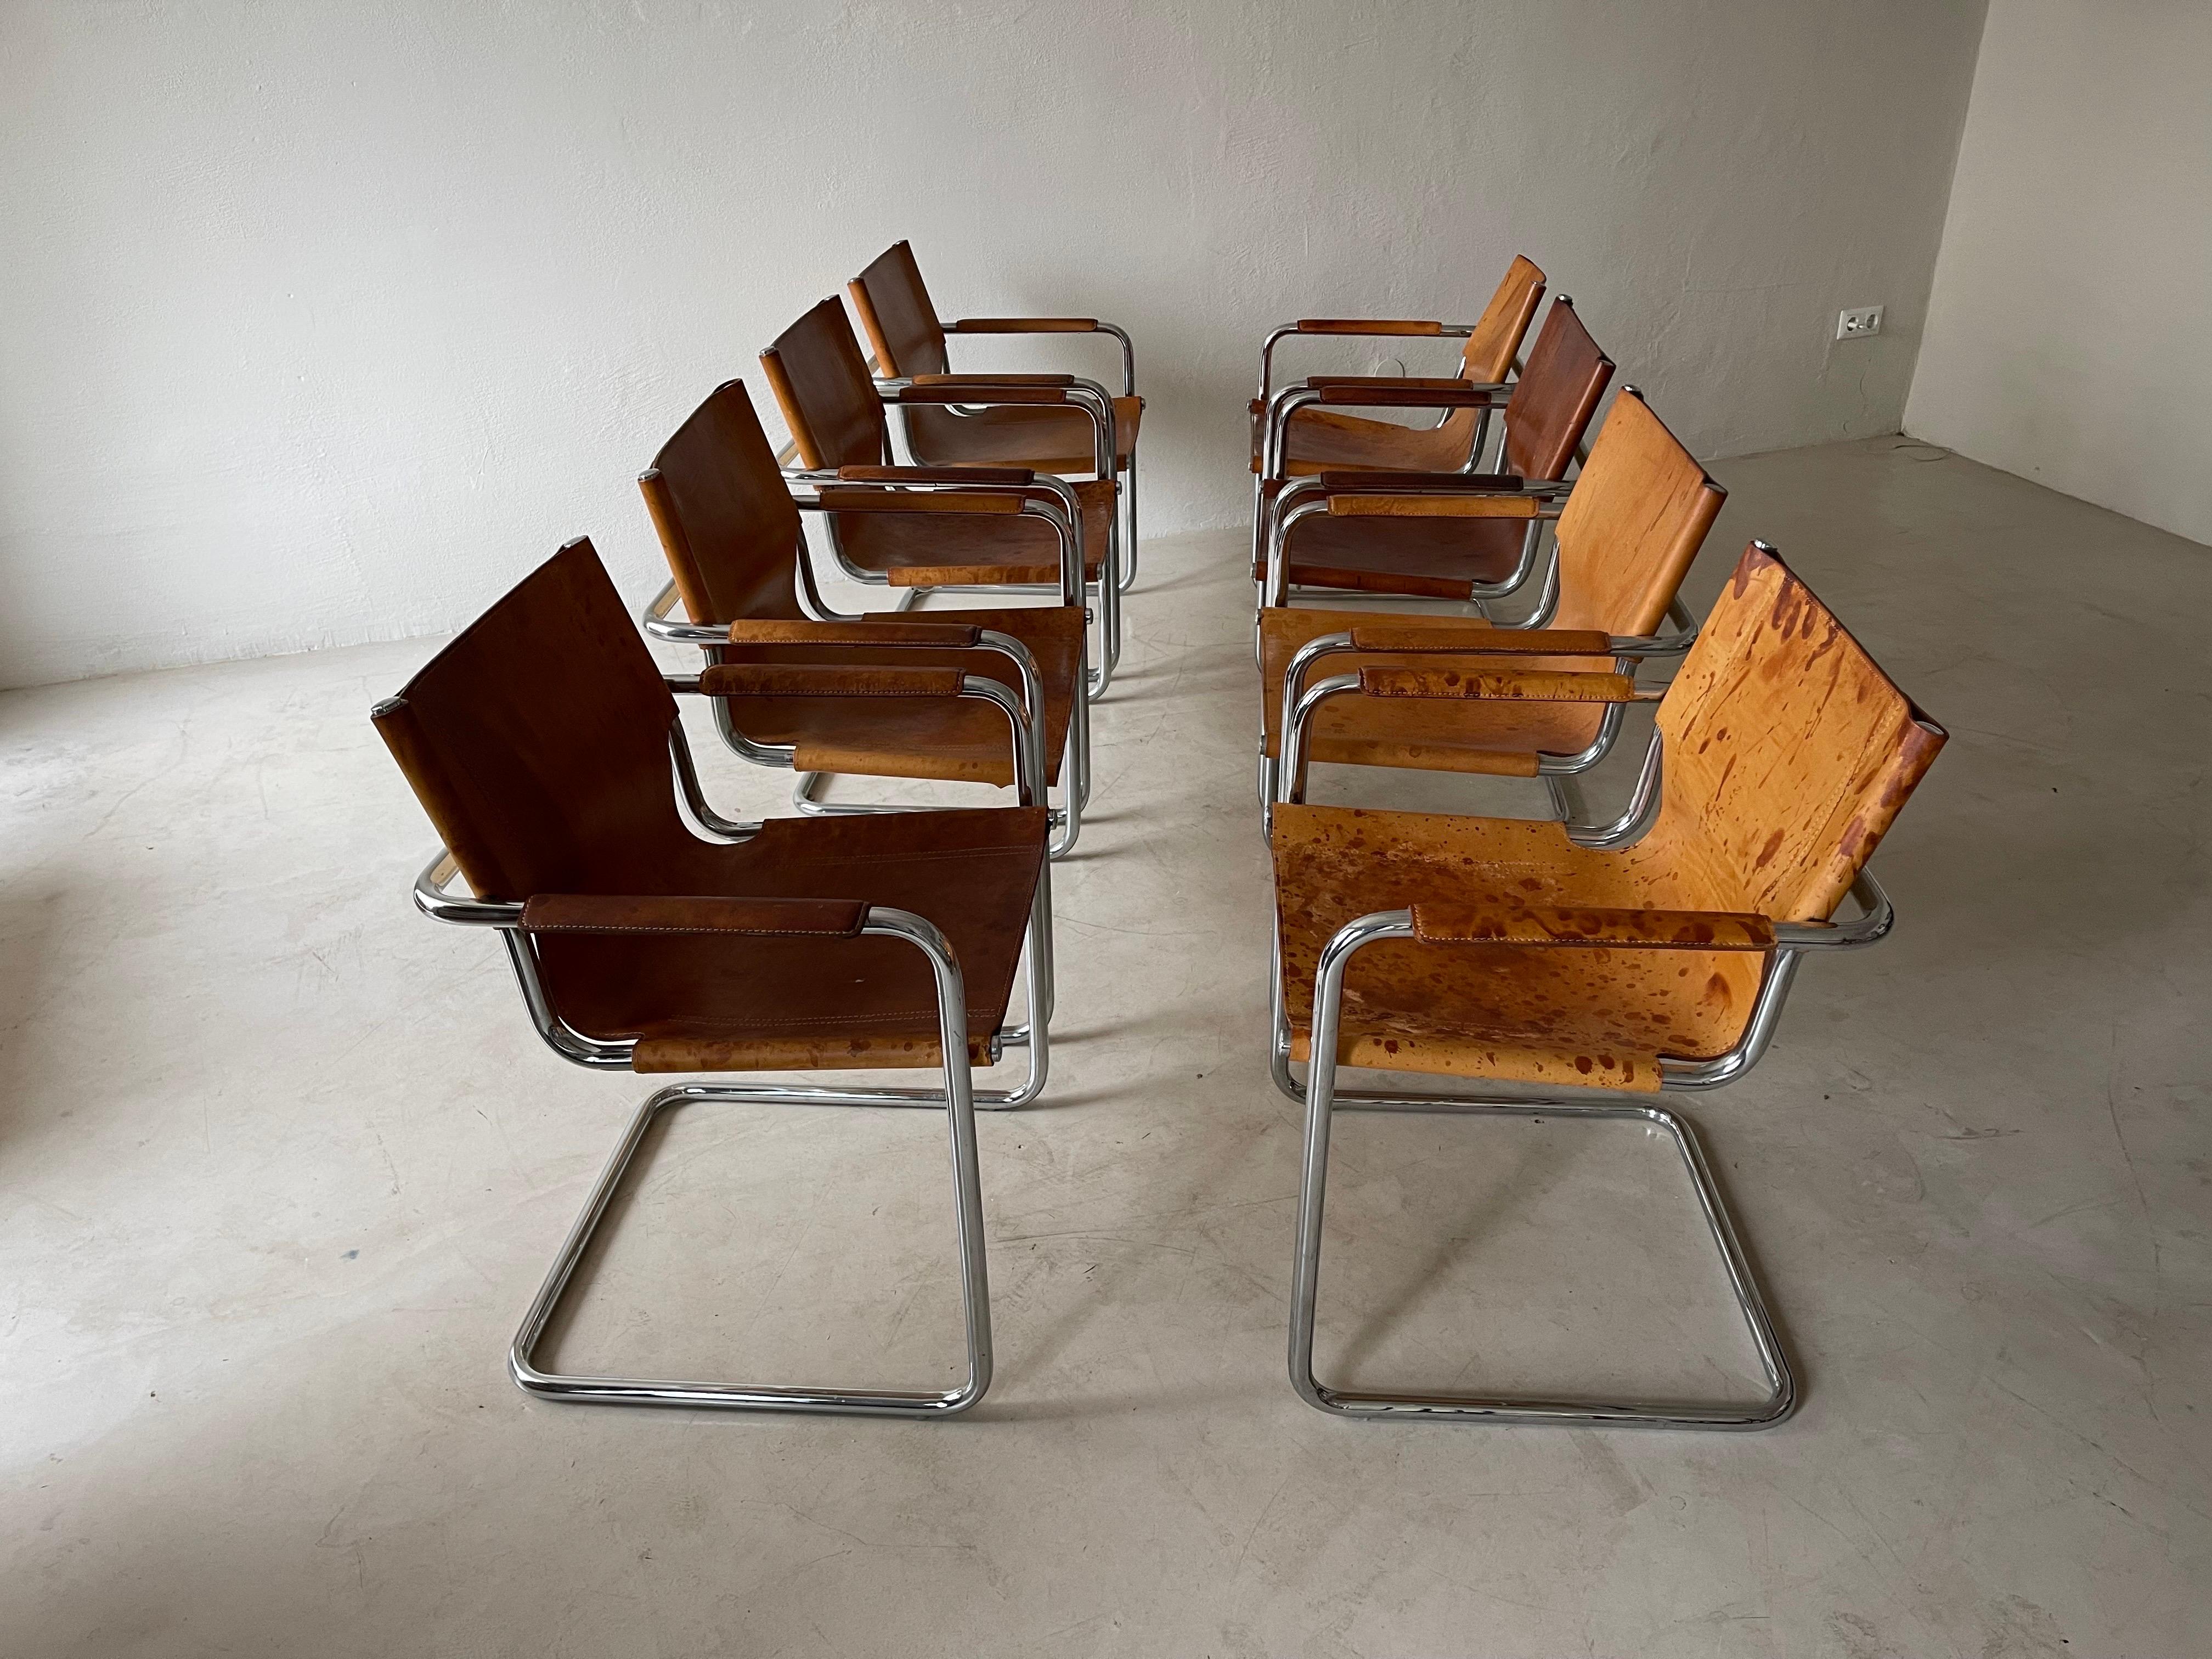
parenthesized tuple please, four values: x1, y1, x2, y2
(1904, 1, 2212, 548)
(0, 1, 1988, 688)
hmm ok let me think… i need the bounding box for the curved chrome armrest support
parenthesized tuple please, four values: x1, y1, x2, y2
(413, 848, 522, 927)
(1774, 870, 1894, 951)
(1256, 321, 1493, 403)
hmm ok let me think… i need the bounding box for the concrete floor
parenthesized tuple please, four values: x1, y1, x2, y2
(3, 436, 2208, 1656)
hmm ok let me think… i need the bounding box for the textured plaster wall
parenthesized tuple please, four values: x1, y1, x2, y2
(1904, 0, 2212, 548)
(0, 1, 1988, 687)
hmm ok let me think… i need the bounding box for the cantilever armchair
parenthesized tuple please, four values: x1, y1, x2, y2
(1254, 294, 1614, 607)
(1271, 541, 1946, 1427)
(1259, 388, 1724, 832)
(1249, 253, 1546, 481)
(376, 539, 1054, 1418)
(761, 296, 1126, 696)
(638, 378, 1092, 857)
(848, 240, 1144, 594)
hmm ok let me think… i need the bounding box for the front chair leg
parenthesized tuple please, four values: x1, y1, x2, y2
(1284, 910, 1795, 1429)
(507, 909, 995, 1417)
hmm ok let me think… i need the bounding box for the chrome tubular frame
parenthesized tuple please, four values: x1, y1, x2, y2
(1271, 869, 1895, 1427)
(412, 851, 1025, 1413)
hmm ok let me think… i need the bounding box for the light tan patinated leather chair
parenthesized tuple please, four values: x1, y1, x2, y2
(1270, 542, 1945, 1427)
(377, 539, 1053, 1418)
(637, 378, 1092, 856)
(761, 297, 1125, 695)
(1249, 254, 1547, 480)
(847, 241, 1143, 592)
(1254, 294, 1614, 606)
(1258, 388, 1722, 829)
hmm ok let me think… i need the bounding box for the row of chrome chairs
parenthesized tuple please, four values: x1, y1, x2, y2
(1250, 256, 1946, 1425)
(372, 244, 1945, 1430)
(375, 244, 1138, 1415)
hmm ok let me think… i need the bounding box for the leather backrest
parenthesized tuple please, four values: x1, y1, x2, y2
(1652, 543, 1946, 922)
(849, 241, 950, 379)
(760, 297, 890, 470)
(1458, 255, 1546, 382)
(640, 379, 807, 627)
(372, 539, 690, 902)
(1502, 297, 1613, 481)
(1549, 389, 1725, 637)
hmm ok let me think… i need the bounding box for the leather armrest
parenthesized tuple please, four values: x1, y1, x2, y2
(837, 464, 1036, 486)
(911, 373, 1074, 387)
(885, 563, 1062, 587)
(1409, 902, 1774, 950)
(1356, 667, 1640, 702)
(724, 619, 984, 649)
(1346, 625, 1616, 656)
(946, 318, 1098, 333)
(813, 487, 1023, 515)
(891, 383, 1074, 405)
(1311, 379, 1506, 408)
(1293, 319, 1446, 336)
(1316, 470, 1523, 490)
(520, 894, 868, 939)
(1328, 493, 1539, 518)
(697, 663, 966, 699)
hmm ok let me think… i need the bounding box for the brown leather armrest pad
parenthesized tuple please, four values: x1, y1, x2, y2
(894, 384, 1071, 405)
(725, 619, 983, 648)
(521, 894, 867, 939)
(1317, 471, 1522, 490)
(1347, 625, 1615, 656)
(1313, 381, 1504, 408)
(816, 487, 1022, 514)
(1328, 493, 1539, 518)
(1409, 902, 1774, 950)
(911, 373, 1074, 386)
(1294, 319, 1444, 336)
(1357, 667, 1639, 701)
(699, 663, 966, 698)
(947, 318, 1097, 333)
(838, 464, 1036, 486)
(886, 563, 1062, 587)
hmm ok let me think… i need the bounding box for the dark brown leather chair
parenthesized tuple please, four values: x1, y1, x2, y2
(638, 378, 1091, 856)
(1269, 541, 1945, 1427)
(761, 297, 1125, 695)
(376, 538, 1054, 1417)
(848, 241, 1143, 593)
(1254, 295, 1615, 604)
(1257, 388, 1724, 830)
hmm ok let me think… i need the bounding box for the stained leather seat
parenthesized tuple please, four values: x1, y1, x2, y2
(1271, 543, 1946, 1092)
(1259, 390, 1723, 778)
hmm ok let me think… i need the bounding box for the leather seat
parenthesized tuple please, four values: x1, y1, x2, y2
(1258, 390, 1726, 779)
(642, 379, 1089, 786)
(848, 241, 1141, 476)
(1270, 543, 1948, 1092)
(375, 540, 1048, 1072)
(831, 477, 1112, 585)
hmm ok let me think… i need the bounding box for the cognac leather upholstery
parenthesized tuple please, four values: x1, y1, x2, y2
(1251, 297, 1616, 594)
(761, 300, 1109, 585)
(374, 539, 1048, 1070)
(1270, 543, 1946, 1091)
(1259, 389, 1725, 776)
(643, 380, 1084, 787)
(848, 241, 1141, 473)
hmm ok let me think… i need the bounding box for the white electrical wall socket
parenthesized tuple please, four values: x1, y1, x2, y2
(1837, 305, 1884, 340)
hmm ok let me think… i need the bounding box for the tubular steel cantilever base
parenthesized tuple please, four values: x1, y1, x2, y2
(1288, 1087, 1796, 1429)
(510, 1081, 992, 1419)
